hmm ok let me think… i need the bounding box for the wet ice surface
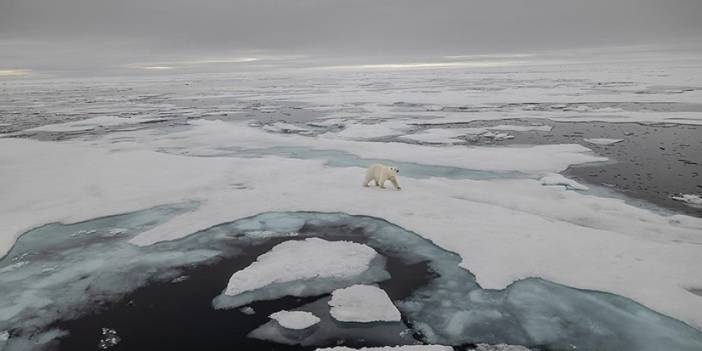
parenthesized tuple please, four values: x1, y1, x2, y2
(1, 208, 701, 351)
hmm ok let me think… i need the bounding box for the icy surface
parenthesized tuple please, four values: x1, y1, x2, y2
(2, 210, 701, 350)
(584, 138, 624, 145)
(539, 173, 589, 190)
(489, 124, 552, 132)
(329, 285, 401, 322)
(469, 345, 533, 351)
(2, 53, 702, 348)
(672, 194, 702, 207)
(1, 134, 702, 329)
(213, 238, 389, 309)
(399, 128, 486, 144)
(316, 347, 452, 351)
(269, 311, 320, 330)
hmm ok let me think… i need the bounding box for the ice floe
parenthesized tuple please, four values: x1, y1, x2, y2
(583, 138, 624, 145)
(213, 238, 389, 309)
(269, 311, 321, 330)
(316, 346, 452, 351)
(328, 285, 401, 322)
(489, 124, 552, 132)
(399, 128, 486, 144)
(539, 173, 589, 191)
(672, 194, 702, 207)
(2, 133, 702, 330)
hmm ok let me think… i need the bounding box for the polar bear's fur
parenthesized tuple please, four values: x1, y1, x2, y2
(363, 164, 401, 190)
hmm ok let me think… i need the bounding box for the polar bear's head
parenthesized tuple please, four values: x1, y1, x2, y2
(388, 166, 400, 175)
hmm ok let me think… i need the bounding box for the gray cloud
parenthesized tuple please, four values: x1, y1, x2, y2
(1, 0, 701, 72)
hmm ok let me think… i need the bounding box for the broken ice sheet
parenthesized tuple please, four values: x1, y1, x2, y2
(212, 238, 390, 309)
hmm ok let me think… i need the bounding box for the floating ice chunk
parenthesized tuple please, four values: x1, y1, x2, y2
(316, 346, 453, 351)
(213, 238, 389, 308)
(332, 121, 410, 139)
(250, 295, 415, 346)
(672, 194, 702, 207)
(23, 116, 164, 133)
(583, 138, 624, 145)
(0, 330, 8, 341)
(270, 311, 321, 330)
(539, 173, 589, 191)
(263, 122, 309, 133)
(328, 285, 401, 322)
(399, 128, 487, 144)
(489, 125, 552, 132)
(469, 344, 533, 351)
(222, 238, 379, 296)
(97, 328, 120, 350)
(482, 132, 514, 140)
(239, 306, 256, 315)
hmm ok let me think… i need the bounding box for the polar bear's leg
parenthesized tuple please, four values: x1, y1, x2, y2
(379, 175, 387, 188)
(363, 174, 373, 187)
(374, 178, 380, 186)
(390, 176, 401, 190)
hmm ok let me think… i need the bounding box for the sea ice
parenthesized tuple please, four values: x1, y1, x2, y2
(328, 285, 401, 322)
(213, 238, 390, 309)
(489, 124, 552, 132)
(672, 194, 702, 207)
(269, 311, 320, 330)
(316, 346, 453, 351)
(583, 138, 624, 145)
(399, 128, 487, 144)
(539, 173, 589, 191)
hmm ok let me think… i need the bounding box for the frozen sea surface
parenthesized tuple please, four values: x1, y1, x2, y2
(1, 208, 701, 350)
(1, 54, 702, 350)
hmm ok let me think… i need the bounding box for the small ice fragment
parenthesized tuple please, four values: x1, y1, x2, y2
(539, 173, 589, 191)
(107, 228, 127, 236)
(489, 124, 553, 132)
(316, 346, 453, 351)
(171, 275, 189, 283)
(469, 344, 534, 351)
(240, 306, 256, 315)
(98, 328, 121, 350)
(328, 284, 401, 322)
(583, 138, 624, 145)
(0, 330, 9, 341)
(671, 194, 702, 207)
(269, 310, 320, 330)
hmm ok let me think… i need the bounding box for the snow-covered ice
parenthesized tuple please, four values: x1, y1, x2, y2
(316, 346, 452, 351)
(672, 194, 702, 207)
(328, 285, 401, 322)
(2, 53, 702, 349)
(539, 173, 589, 191)
(213, 238, 389, 309)
(269, 311, 321, 330)
(583, 138, 624, 145)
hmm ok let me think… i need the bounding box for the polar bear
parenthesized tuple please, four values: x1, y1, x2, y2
(363, 164, 401, 190)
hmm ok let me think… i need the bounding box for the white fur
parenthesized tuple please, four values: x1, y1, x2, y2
(363, 164, 401, 190)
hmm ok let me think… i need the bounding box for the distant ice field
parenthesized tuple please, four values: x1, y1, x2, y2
(1, 56, 702, 350)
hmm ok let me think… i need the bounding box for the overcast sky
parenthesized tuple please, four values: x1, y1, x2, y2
(1, 0, 702, 72)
